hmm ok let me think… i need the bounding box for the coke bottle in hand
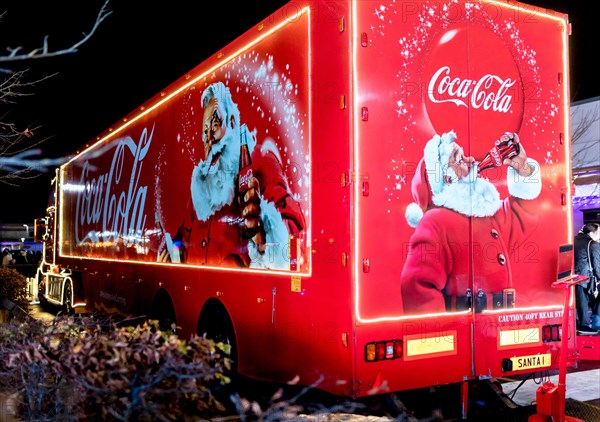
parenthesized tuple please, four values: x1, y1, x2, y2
(238, 125, 258, 239)
(477, 133, 520, 175)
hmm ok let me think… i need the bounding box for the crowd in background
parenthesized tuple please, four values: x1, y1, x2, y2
(1, 248, 41, 278)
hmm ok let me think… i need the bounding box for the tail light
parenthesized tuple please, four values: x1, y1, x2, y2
(365, 339, 403, 362)
(542, 324, 561, 342)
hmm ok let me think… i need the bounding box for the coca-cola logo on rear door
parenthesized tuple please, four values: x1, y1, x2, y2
(428, 66, 516, 112)
(424, 22, 524, 149)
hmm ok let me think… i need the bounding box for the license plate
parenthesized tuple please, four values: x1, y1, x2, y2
(510, 353, 551, 370)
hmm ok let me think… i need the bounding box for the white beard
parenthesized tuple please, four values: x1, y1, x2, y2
(190, 127, 241, 221)
(432, 165, 502, 217)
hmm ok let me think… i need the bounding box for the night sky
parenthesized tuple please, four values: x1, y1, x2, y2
(0, 0, 598, 224)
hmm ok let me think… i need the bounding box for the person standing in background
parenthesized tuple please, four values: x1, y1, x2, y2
(1, 249, 14, 268)
(574, 223, 600, 333)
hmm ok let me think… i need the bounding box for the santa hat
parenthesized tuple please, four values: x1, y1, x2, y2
(405, 131, 458, 228)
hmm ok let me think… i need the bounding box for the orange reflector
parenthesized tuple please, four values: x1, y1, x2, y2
(366, 344, 376, 362)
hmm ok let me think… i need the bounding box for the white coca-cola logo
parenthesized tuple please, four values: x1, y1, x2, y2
(489, 147, 502, 167)
(239, 167, 253, 191)
(75, 126, 153, 247)
(427, 66, 516, 113)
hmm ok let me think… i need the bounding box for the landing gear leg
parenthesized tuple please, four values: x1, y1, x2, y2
(461, 380, 468, 420)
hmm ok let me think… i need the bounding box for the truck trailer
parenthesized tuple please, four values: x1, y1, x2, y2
(36, 0, 579, 403)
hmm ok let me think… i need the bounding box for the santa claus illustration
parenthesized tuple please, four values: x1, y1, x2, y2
(401, 130, 542, 314)
(160, 82, 305, 269)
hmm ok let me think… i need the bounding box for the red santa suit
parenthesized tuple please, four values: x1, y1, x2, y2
(401, 131, 542, 314)
(170, 124, 305, 269)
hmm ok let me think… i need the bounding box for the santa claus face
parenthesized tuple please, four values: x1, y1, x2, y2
(202, 97, 227, 160)
(446, 144, 475, 182)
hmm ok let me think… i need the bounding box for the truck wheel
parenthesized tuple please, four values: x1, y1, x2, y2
(150, 291, 177, 334)
(197, 301, 239, 409)
(63, 281, 73, 315)
(197, 301, 238, 373)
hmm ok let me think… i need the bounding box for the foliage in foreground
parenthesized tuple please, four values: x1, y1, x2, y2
(0, 314, 377, 421)
(0, 316, 231, 421)
(0, 267, 30, 311)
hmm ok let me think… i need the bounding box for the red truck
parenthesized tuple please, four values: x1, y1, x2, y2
(35, 0, 581, 407)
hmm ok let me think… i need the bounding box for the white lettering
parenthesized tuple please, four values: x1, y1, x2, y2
(428, 66, 516, 113)
(75, 126, 153, 248)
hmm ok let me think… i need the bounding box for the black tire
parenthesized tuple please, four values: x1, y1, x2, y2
(151, 291, 177, 334)
(197, 301, 239, 409)
(198, 302, 238, 372)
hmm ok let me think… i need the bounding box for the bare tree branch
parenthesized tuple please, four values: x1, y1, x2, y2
(0, 0, 112, 66)
(571, 101, 600, 168)
(0, 69, 56, 103)
(0, 1, 111, 186)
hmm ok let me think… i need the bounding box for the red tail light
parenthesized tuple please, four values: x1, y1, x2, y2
(376, 343, 385, 360)
(542, 324, 561, 342)
(365, 339, 403, 362)
(394, 340, 403, 358)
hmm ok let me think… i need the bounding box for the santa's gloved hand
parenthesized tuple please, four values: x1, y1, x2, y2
(502, 133, 532, 177)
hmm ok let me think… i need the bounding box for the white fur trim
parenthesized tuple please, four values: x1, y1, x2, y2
(405, 202, 424, 228)
(424, 130, 457, 196)
(507, 158, 542, 200)
(248, 200, 291, 269)
(164, 232, 180, 263)
(260, 137, 282, 164)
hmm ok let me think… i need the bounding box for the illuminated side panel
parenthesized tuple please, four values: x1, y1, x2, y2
(404, 331, 457, 361)
(57, 7, 312, 276)
(352, 0, 570, 325)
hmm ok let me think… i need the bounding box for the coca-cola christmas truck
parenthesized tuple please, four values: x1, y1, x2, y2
(36, 0, 577, 405)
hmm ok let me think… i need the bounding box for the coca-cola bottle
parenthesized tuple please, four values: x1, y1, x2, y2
(238, 125, 258, 239)
(477, 133, 520, 175)
(238, 125, 253, 194)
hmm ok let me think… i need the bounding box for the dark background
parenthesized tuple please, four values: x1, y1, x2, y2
(0, 0, 598, 224)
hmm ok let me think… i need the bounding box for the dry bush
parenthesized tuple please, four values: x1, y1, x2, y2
(0, 267, 30, 312)
(0, 316, 231, 421)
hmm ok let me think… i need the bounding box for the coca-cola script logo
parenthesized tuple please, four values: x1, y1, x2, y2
(428, 66, 516, 113)
(75, 126, 153, 247)
(423, 22, 523, 153)
(238, 167, 253, 192)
